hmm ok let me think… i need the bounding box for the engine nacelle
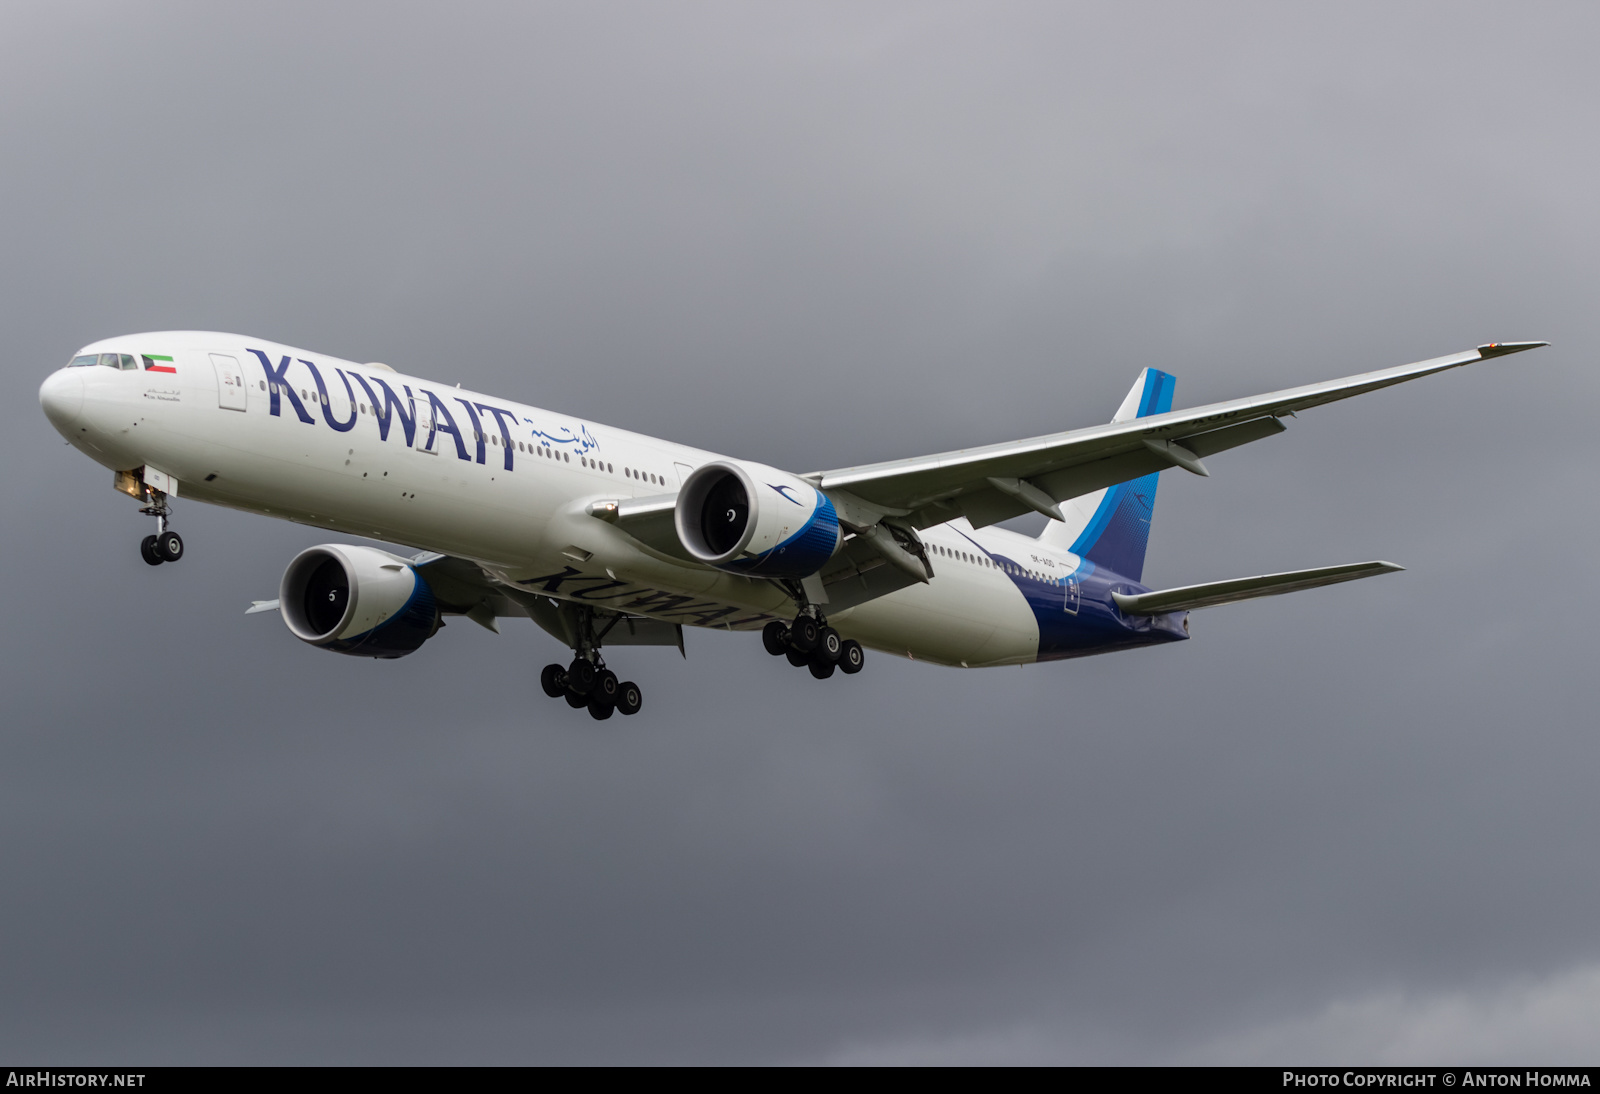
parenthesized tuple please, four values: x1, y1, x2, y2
(675, 460, 841, 578)
(279, 545, 440, 658)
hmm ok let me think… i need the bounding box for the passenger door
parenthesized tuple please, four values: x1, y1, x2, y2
(413, 392, 439, 453)
(210, 353, 247, 411)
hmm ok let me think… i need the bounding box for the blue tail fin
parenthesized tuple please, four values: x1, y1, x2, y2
(1038, 368, 1175, 583)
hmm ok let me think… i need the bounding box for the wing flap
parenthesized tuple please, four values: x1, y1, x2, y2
(1111, 560, 1403, 615)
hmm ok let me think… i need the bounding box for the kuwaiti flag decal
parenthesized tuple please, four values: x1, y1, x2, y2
(142, 354, 176, 374)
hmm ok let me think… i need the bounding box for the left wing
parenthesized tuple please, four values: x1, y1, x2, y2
(811, 342, 1546, 531)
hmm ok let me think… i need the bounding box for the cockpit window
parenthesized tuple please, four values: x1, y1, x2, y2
(69, 352, 142, 369)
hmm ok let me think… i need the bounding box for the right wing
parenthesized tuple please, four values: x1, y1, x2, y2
(1111, 560, 1403, 615)
(412, 550, 683, 649)
(810, 342, 1547, 531)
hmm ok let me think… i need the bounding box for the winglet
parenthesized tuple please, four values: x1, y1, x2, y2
(246, 599, 280, 615)
(1478, 341, 1549, 359)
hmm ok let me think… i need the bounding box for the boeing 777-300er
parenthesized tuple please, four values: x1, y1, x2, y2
(38, 334, 1546, 718)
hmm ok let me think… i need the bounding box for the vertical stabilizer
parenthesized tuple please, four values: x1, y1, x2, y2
(1038, 368, 1175, 582)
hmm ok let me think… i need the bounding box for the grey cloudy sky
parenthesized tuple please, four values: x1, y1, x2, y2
(3, 0, 1597, 1064)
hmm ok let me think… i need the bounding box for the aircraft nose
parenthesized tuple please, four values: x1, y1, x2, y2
(39, 368, 84, 433)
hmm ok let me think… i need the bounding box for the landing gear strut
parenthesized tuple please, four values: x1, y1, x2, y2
(138, 489, 183, 566)
(538, 606, 643, 719)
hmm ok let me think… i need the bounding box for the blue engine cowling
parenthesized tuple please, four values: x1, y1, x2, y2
(675, 460, 842, 578)
(279, 545, 440, 658)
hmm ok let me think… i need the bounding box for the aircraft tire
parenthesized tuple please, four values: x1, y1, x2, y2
(789, 615, 820, 653)
(140, 535, 163, 566)
(156, 531, 183, 562)
(785, 648, 809, 668)
(807, 657, 836, 680)
(587, 696, 615, 720)
(762, 621, 789, 656)
(616, 681, 642, 716)
(566, 658, 597, 696)
(817, 627, 842, 663)
(540, 664, 567, 698)
(564, 690, 588, 709)
(595, 669, 620, 704)
(838, 640, 865, 675)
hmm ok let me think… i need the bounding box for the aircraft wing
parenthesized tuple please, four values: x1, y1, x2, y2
(412, 551, 683, 649)
(1111, 560, 1403, 615)
(811, 342, 1547, 531)
(247, 550, 684, 649)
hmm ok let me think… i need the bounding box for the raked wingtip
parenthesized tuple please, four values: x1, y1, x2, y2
(1477, 341, 1549, 359)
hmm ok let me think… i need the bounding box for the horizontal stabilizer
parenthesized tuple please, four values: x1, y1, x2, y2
(1111, 561, 1403, 615)
(245, 599, 280, 615)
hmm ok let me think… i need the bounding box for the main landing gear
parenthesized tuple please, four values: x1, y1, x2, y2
(537, 606, 643, 720)
(540, 659, 643, 720)
(762, 614, 864, 680)
(138, 491, 183, 567)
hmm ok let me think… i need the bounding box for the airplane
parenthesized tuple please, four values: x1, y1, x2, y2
(38, 333, 1546, 718)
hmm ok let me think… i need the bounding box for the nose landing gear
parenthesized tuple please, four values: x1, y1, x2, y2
(138, 490, 183, 566)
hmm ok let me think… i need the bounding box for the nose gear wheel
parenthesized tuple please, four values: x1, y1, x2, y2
(136, 486, 183, 566)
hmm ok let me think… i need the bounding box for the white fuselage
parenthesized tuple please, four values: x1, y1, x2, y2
(42, 331, 1107, 667)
